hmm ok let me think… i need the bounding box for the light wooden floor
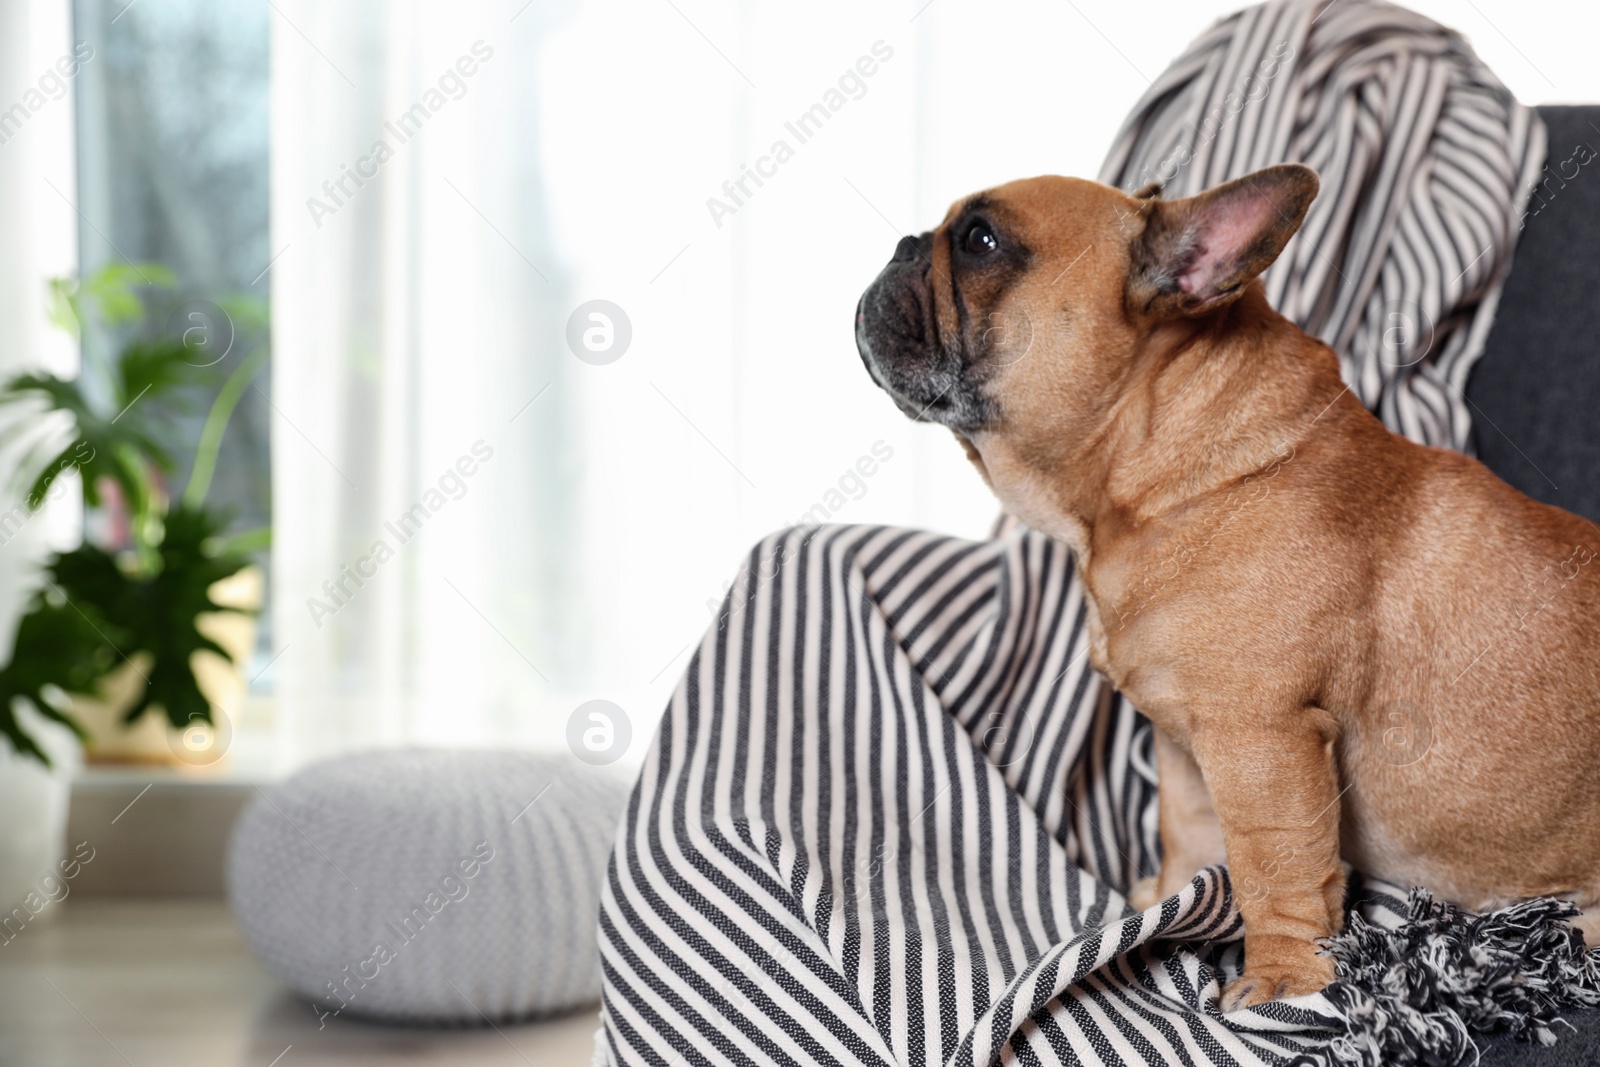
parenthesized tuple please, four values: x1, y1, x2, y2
(0, 899, 601, 1066)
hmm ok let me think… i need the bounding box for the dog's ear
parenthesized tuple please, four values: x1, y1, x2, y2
(1127, 163, 1318, 318)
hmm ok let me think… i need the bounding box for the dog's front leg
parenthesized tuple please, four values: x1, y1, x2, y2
(1192, 712, 1345, 1009)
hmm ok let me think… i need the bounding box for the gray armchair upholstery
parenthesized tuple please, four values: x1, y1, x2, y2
(1462, 101, 1600, 1067)
(1467, 106, 1600, 527)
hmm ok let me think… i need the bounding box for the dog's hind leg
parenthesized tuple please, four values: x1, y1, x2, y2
(1129, 725, 1229, 910)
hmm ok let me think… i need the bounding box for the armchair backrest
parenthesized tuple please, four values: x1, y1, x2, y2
(1468, 105, 1600, 524)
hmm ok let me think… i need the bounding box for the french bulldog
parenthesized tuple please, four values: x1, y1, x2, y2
(854, 164, 1600, 1008)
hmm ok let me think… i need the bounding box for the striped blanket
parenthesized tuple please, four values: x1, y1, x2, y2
(595, 2, 1546, 1064)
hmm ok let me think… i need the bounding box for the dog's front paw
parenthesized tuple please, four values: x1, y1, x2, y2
(1128, 876, 1162, 911)
(1219, 938, 1334, 1010)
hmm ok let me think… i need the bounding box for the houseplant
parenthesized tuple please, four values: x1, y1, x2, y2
(0, 264, 268, 767)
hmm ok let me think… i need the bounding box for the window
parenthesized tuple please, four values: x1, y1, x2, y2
(72, 0, 272, 655)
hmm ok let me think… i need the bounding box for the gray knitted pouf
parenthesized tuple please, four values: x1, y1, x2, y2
(227, 748, 628, 1023)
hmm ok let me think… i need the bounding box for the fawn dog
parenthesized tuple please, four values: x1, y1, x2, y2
(854, 163, 1600, 1007)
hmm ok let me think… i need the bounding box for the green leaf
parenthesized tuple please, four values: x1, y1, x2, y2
(78, 263, 177, 328)
(0, 345, 193, 513)
(209, 524, 271, 557)
(43, 263, 178, 342)
(117, 338, 208, 410)
(0, 505, 258, 763)
(115, 507, 256, 728)
(0, 594, 119, 768)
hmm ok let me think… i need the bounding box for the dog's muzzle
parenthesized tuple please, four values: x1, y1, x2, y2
(855, 232, 990, 431)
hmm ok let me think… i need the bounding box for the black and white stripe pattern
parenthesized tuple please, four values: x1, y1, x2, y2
(1098, 0, 1544, 453)
(598, 526, 1359, 1066)
(596, 2, 1544, 1064)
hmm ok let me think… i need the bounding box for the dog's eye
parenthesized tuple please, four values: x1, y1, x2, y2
(963, 222, 998, 255)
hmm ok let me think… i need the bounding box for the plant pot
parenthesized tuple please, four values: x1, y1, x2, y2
(69, 564, 263, 767)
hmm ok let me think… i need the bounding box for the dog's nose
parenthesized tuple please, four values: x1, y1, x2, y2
(891, 233, 930, 264)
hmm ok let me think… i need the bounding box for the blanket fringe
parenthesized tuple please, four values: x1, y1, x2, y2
(1319, 889, 1600, 1066)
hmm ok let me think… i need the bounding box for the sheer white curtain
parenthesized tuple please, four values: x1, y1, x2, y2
(0, 0, 81, 899)
(261, 0, 1283, 771)
(0, 0, 77, 611)
(270, 0, 571, 764)
(269, 0, 1584, 771)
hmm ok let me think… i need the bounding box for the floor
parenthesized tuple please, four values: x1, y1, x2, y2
(0, 899, 601, 1067)
(9, 900, 1590, 1066)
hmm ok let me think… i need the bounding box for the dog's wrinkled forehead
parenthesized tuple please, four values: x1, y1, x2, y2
(939, 186, 1039, 237)
(939, 190, 990, 228)
(939, 175, 1137, 260)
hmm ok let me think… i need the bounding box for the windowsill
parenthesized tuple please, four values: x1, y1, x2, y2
(70, 693, 282, 787)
